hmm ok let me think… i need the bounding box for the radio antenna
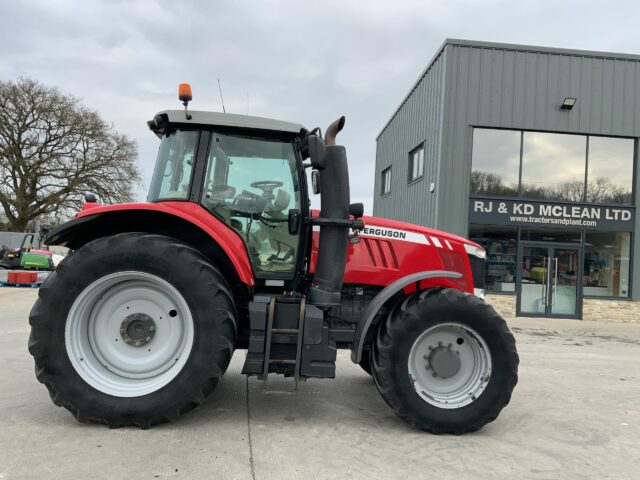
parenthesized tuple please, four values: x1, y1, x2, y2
(217, 78, 226, 113)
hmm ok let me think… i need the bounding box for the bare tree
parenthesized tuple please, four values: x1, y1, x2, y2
(470, 171, 518, 196)
(555, 179, 585, 202)
(587, 177, 630, 204)
(0, 78, 141, 231)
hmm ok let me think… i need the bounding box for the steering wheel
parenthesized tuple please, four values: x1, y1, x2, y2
(250, 180, 283, 202)
(251, 181, 283, 192)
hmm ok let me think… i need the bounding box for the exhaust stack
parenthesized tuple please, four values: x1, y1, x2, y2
(307, 117, 356, 306)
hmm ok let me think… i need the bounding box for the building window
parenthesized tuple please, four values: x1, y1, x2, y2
(469, 224, 518, 293)
(587, 137, 634, 204)
(408, 144, 424, 182)
(583, 232, 631, 297)
(521, 132, 587, 201)
(381, 167, 391, 195)
(470, 129, 520, 196)
(471, 128, 635, 204)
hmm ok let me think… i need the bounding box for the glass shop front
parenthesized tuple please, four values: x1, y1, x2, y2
(468, 128, 635, 319)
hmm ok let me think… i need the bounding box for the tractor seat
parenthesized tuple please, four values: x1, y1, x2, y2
(265, 190, 290, 214)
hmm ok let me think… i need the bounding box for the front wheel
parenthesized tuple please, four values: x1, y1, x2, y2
(29, 233, 237, 428)
(372, 288, 518, 434)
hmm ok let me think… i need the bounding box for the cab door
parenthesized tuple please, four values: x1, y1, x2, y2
(198, 130, 303, 281)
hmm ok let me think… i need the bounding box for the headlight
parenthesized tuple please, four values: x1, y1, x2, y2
(464, 243, 486, 259)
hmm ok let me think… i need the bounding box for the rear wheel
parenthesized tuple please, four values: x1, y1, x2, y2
(372, 288, 518, 434)
(29, 233, 237, 428)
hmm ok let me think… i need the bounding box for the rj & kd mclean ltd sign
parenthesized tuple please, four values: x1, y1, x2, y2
(469, 198, 635, 231)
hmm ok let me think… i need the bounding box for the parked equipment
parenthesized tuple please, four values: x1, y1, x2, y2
(29, 85, 518, 433)
(0, 234, 53, 270)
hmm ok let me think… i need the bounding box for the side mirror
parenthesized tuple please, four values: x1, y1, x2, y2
(349, 202, 364, 219)
(311, 170, 321, 194)
(288, 209, 301, 235)
(307, 135, 326, 169)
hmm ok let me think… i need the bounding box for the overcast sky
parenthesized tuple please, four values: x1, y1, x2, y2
(1, 0, 639, 212)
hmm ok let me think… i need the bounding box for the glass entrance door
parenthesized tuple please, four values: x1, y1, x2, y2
(517, 243, 582, 318)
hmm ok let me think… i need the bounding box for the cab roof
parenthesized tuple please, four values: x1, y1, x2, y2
(149, 110, 305, 137)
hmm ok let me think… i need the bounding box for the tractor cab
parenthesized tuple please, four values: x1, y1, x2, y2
(147, 111, 305, 282)
(145, 90, 360, 306)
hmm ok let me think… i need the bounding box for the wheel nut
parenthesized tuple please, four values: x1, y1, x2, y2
(149, 325, 155, 332)
(145, 336, 151, 342)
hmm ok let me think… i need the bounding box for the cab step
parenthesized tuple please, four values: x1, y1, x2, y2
(241, 294, 336, 392)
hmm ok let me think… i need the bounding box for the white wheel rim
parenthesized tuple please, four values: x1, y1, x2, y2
(65, 271, 194, 397)
(407, 323, 492, 409)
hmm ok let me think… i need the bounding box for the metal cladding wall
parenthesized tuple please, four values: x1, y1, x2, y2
(375, 39, 640, 300)
(373, 47, 446, 225)
(439, 40, 640, 235)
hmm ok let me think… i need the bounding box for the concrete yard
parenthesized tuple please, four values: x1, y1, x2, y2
(1, 288, 639, 480)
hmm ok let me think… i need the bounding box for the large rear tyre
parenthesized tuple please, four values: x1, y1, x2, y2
(371, 288, 518, 434)
(28, 233, 237, 428)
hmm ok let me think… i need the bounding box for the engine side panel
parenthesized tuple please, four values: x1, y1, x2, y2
(311, 215, 476, 293)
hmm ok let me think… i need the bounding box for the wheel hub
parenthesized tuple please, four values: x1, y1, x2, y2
(120, 313, 156, 347)
(66, 272, 195, 397)
(428, 346, 461, 379)
(408, 323, 492, 409)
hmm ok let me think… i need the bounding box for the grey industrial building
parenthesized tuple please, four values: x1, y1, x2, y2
(374, 39, 640, 320)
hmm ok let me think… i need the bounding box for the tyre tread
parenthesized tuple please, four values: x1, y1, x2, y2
(28, 232, 237, 428)
(372, 288, 518, 434)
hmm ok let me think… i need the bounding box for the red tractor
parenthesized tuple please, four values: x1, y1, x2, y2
(29, 86, 518, 433)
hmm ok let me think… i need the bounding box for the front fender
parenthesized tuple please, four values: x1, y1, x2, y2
(350, 270, 462, 363)
(46, 202, 255, 286)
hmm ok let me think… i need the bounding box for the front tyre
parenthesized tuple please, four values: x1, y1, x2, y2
(372, 288, 518, 434)
(28, 233, 237, 428)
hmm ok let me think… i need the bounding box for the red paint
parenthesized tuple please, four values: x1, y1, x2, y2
(72, 204, 481, 293)
(74, 202, 255, 286)
(310, 212, 479, 294)
(8, 271, 38, 284)
(81, 201, 100, 211)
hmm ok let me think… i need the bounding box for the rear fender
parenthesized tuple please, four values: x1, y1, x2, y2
(46, 206, 255, 286)
(350, 270, 462, 363)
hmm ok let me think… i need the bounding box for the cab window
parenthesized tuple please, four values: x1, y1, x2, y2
(201, 132, 301, 279)
(148, 130, 199, 201)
